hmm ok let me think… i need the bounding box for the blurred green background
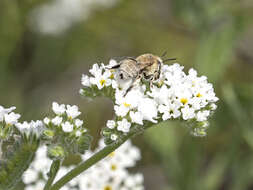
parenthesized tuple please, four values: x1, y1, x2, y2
(1, 0, 253, 189)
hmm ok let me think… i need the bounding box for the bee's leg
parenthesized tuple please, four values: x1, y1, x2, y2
(123, 75, 141, 97)
(149, 76, 155, 89)
(109, 64, 121, 69)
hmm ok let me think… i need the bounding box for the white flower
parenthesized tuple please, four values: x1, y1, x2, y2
(75, 119, 83, 127)
(23, 168, 38, 184)
(129, 111, 143, 125)
(137, 98, 157, 123)
(181, 106, 195, 120)
(66, 105, 81, 119)
(158, 102, 181, 120)
(108, 59, 118, 68)
(30, 120, 44, 137)
(0, 105, 16, 122)
(114, 105, 129, 117)
(210, 103, 217, 110)
(110, 134, 118, 141)
(196, 110, 210, 121)
(4, 112, 21, 125)
(51, 116, 63, 126)
(16, 120, 44, 137)
(52, 102, 65, 115)
(117, 119, 131, 133)
(106, 120, 116, 129)
(62, 121, 73, 132)
(90, 69, 112, 89)
(89, 63, 102, 77)
(81, 74, 91, 87)
(75, 130, 82, 137)
(43, 117, 50, 125)
(16, 122, 30, 134)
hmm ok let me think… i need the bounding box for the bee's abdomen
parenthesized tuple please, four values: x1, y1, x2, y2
(120, 61, 139, 78)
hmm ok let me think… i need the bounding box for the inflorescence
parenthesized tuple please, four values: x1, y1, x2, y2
(80, 59, 218, 141)
(24, 139, 144, 190)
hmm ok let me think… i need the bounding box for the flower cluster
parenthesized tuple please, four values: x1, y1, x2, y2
(80, 59, 218, 140)
(0, 105, 20, 139)
(42, 102, 92, 159)
(24, 140, 144, 190)
(44, 102, 84, 134)
(16, 120, 44, 138)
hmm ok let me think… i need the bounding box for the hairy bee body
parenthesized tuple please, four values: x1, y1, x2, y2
(108, 53, 175, 96)
(117, 58, 139, 79)
(136, 53, 162, 81)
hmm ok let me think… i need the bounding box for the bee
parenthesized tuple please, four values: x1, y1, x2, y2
(109, 53, 176, 96)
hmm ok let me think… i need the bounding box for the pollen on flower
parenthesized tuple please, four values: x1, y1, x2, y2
(104, 185, 112, 190)
(180, 98, 188, 105)
(111, 164, 117, 171)
(123, 102, 131, 107)
(108, 151, 115, 157)
(100, 79, 106, 86)
(109, 73, 114, 79)
(196, 93, 202, 97)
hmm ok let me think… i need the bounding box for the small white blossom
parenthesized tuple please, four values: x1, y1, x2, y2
(0, 106, 16, 122)
(43, 117, 50, 125)
(16, 120, 44, 137)
(75, 119, 83, 127)
(196, 110, 210, 121)
(110, 134, 118, 141)
(137, 98, 157, 123)
(52, 102, 65, 115)
(81, 74, 91, 87)
(106, 120, 116, 129)
(75, 130, 82, 137)
(4, 112, 21, 125)
(181, 106, 195, 120)
(62, 121, 73, 133)
(16, 122, 30, 134)
(51, 116, 63, 126)
(90, 69, 112, 90)
(129, 111, 143, 125)
(117, 119, 131, 133)
(66, 105, 81, 119)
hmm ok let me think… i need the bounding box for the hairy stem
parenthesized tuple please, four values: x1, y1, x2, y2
(44, 160, 61, 190)
(0, 137, 39, 190)
(49, 124, 149, 190)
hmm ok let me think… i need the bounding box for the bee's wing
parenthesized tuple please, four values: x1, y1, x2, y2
(137, 61, 153, 70)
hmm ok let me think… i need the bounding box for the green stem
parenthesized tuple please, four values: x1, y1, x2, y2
(44, 160, 61, 190)
(0, 137, 39, 190)
(49, 125, 148, 190)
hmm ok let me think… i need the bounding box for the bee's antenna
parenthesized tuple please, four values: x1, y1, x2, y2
(163, 58, 177, 62)
(161, 51, 167, 58)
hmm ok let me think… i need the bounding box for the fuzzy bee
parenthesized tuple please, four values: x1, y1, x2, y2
(109, 53, 176, 96)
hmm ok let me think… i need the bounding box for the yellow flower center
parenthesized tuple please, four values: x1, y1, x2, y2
(100, 79, 106, 86)
(108, 152, 115, 157)
(196, 93, 202, 97)
(109, 73, 114, 79)
(123, 102, 131, 107)
(180, 98, 188, 105)
(157, 80, 164, 87)
(104, 185, 112, 190)
(111, 164, 117, 171)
